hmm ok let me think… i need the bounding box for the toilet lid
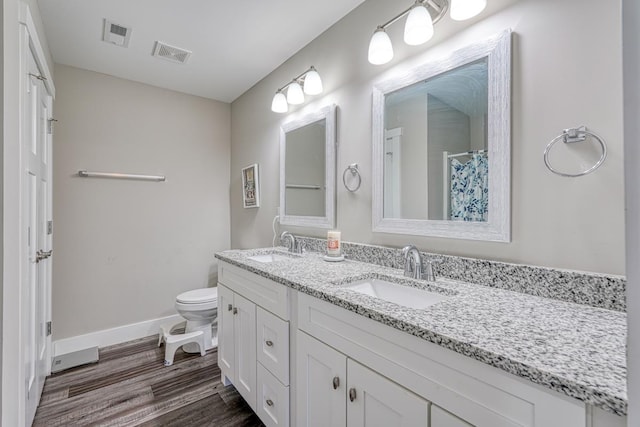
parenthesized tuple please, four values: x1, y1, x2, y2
(176, 287, 218, 304)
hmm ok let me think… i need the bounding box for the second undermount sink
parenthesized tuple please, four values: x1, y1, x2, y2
(247, 251, 300, 263)
(343, 278, 448, 309)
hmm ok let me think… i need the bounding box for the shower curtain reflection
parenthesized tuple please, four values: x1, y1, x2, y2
(449, 152, 488, 221)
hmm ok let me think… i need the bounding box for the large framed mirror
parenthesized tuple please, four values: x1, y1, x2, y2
(280, 104, 337, 228)
(372, 30, 511, 242)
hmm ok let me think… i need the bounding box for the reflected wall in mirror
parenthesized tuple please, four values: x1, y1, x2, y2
(280, 104, 336, 228)
(372, 30, 511, 241)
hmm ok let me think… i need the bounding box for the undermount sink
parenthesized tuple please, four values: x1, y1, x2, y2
(343, 278, 448, 309)
(247, 252, 299, 263)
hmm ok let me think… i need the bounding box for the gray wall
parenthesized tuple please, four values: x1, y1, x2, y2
(427, 95, 470, 220)
(285, 122, 326, 216)
(230, 0, 625, 275)
(52, 64, 230, 340)
(386, 93, 429, 219)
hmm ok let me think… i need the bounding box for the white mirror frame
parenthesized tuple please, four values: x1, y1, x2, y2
(280, 104, 337, 229)
(372, 30, 511, 242)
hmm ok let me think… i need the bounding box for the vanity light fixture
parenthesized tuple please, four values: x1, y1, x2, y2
(271, 66, 323, 113)
(368, 0, 487, 65)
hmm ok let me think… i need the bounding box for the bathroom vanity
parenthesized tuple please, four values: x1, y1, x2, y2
(215, 246, 626, 427)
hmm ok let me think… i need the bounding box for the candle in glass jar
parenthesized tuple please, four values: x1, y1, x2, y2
(327, 230, 341, 256)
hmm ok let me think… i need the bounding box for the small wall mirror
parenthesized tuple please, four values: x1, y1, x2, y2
(280, 104, 336, 228)
(372, 30, 511, 242)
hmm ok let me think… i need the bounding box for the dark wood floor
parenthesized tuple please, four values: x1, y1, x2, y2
(33, 335, 265, 426)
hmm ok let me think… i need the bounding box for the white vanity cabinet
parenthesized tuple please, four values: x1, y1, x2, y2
(296, 292, 588, 427)
(217, 262, 291, 427)
(217, 260, 625, 427)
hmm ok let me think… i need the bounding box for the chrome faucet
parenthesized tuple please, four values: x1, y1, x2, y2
(280, 231, 302, 254)
(402, 245, 422, 279)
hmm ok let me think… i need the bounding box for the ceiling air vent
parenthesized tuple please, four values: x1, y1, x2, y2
(152, 42, 192, 64)
(102, 19, 131, 48)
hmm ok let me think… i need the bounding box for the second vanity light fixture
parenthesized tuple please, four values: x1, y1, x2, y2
(271, 66, 323, 113)
(368, 0, 487, 65)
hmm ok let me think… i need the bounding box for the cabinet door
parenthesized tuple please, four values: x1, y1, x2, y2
(296, 331, 347, 427)
(347, 359, 429, 427)
(217, 284, 235, 384)
(234, 292, 257, 410)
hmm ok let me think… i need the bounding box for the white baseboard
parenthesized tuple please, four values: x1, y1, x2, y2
(52, 314, 182, 357)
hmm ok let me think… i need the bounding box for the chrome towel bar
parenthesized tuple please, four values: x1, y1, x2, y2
(285, 184, 322, 190)
(78, 170, 166, 182)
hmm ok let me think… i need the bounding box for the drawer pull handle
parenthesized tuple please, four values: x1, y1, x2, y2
(228, 304, 233, 311)
(266, 399, 274, 407)
(265, 340, 273, 347)
(332, 376, 340, 390)
(349, 388, 356, 402)
(233, 307, 238, 315)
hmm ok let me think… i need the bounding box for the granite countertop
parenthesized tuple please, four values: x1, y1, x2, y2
(214, 247, 627, 416)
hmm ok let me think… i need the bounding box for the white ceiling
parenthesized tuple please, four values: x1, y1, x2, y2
(37, 0, 365, 103)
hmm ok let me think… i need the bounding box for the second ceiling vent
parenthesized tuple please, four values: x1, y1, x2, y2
(103, 20, 131, 48)
(152, 42, 192, 64)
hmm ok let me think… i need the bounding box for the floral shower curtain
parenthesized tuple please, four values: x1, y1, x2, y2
(450, 153, 488, 221)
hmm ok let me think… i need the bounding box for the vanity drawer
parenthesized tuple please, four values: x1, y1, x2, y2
(257, 363, 290, 427)
(218, 261, 289, 320)
(257, 307, 290, 385)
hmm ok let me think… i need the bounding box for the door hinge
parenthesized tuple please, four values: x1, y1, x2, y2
(47, 118, 58, 135)
(47, 220, 53, 235)
(46, 321, 52, 336)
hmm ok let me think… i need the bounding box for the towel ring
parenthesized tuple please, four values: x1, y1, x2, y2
(543, 126, 607, 177)
(342, 163, 361, 192)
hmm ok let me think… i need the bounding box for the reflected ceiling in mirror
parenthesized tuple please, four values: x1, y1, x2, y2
(372, 30, 511, 242)
(280, 104, 336, 228)
(384, 58, 488, 222)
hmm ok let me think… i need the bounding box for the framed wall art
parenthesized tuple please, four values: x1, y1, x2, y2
(242, 163, 260, 208)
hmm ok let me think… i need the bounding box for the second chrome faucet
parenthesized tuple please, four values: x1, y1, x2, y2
(280, 231, 303, 254)
(402, 245, 441, 282)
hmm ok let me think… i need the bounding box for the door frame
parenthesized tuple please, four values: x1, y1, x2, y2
(3, 4, 55, 426)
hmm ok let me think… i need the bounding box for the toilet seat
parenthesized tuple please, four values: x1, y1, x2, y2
(176, 287, 218, 304)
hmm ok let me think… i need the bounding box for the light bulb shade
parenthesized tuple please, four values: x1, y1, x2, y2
(287, 81, 305, 104)
(450, 0, 487, 21)
(404, 5, 434, 46)
(368, 29, 393, 65)
(271, 91, 288, 113)
(303, 69, 323, 95)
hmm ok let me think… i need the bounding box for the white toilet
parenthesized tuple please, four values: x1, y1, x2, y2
(174, 287, 219, 353)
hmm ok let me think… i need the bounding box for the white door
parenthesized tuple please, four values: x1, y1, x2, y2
(234, 292, 257, 410)
(383, 128, 402, 218)
(23, 40, 53, 424)
(347, 359, 429, 427)
(296, 331, 347, 427)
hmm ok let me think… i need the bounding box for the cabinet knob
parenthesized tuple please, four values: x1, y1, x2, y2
(349, 388, 356, 402)
(233, 307, 238, 315)
(228, 304, 233, 311)
(265, 340, 273, 347)
(266, 399, 274, 407)
(332, 376, 340, 390)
